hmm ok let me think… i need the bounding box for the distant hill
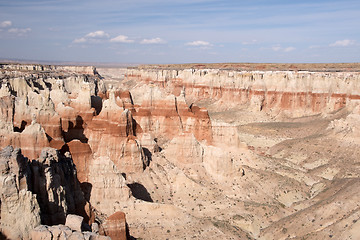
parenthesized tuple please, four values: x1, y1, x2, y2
(0, 58, 140, 68)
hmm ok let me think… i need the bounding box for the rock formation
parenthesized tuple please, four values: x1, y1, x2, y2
(1, 63, 360, 239)
(30, 214, 111, 240)
(125, 68, 360, 117)
(0, 147, 86, 234)
(0, 146, 41, 240)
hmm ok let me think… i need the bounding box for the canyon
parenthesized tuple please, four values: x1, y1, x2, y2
(0, 63, 360, 239)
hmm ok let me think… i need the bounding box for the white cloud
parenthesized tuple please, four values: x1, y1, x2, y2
(73, 37, 87, 43)
(329, 39, 356, 47)
(272, 46, 281, 51)
(186, 40, 212, 47)
(140, 37, 166, 44)
(0, 21, 31, 37)
(110, 35, 134, 43)
(48, 27, 59, 32)
(309, 45, 320, 49)
(272, 45, 295, 52)
(284, 47, 296, 52)
(73, 30, 110, 43)
(0, 20, 12, 28)
(242, 40, 258, 45)
(85, 30, 109, 38)
(8, 28, 31, 35)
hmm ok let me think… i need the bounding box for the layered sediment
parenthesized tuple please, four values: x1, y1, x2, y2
(125, 68, 360, 117)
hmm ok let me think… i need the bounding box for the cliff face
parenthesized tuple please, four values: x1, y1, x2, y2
(1, 64, 360, 240)
(0, 146, 41, 240)
(0, 63, 96, 75)
(0, 146, 85, 239)
(126, 69, 360, 117)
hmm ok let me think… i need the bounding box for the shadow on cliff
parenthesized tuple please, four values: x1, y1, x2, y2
(80, 182, 92, 202)
(13, 120, 27, 133)
(77, 182, 94, 228)
(29, 151, 93, 227)
(29, 159, 68, 225)
(0, 232, 9, 240)
(62, 115, 88, 143)
(91, 95, 103, 115)
(141, 141, 162, 167)
(142, 147, 152, 165)
(127, 183, 153, 202)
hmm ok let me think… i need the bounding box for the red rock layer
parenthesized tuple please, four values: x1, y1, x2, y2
(100, 89, 135, 111)
(176, 97, 212, 143)
(133, 98, 182, 138)
(67, 140, 92, 183)
(100, 211, 127, 240)
(126, 70, 360, 115)
(1, 123, 50, 160)
(19, 123, 51, 160)
(132, 92, 212, 143)
(85, 90, 146, 174)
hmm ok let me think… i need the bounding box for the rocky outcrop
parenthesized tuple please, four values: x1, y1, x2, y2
(0, 96, 15, 146)
(31, 148, 88, 225)
(0, 146, 97, 239)
(85, 89, 147, 175)
(176, 93, 212, 143)
(0, 146, 41, 240)
(132, 85, 212, 143)
(18, 119, 51, 160)
(86, 155, 131, 216)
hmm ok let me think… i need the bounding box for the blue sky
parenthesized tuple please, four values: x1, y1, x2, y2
(0, 0, 359, 63)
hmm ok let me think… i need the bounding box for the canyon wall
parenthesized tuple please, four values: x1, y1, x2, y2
(0, 63, 96, 75)
(125, 69, 360, 117)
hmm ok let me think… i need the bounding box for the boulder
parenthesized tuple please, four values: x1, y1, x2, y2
(65, 214, 84, 232)
(30, 224, 110, 240)
(30, 225, 53, 240)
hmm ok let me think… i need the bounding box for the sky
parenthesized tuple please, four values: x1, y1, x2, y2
(0, 0, 359, 64)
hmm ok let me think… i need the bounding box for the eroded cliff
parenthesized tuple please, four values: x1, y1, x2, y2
(125, 68, 360, 117)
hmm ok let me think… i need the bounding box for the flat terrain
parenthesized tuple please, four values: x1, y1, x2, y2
(137, 62, 360, 72)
